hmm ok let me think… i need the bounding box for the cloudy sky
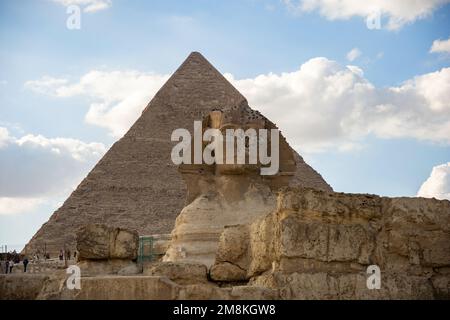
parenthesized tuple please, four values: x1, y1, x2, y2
(1, 0, 449, 251)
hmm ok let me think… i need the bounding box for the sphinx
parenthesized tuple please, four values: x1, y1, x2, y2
(163, 101, 297, 267)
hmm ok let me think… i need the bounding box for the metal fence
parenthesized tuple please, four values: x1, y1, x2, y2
(137, 236, 154, 263)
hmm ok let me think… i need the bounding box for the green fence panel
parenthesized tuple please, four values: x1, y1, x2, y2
(138, 236, 154, 263)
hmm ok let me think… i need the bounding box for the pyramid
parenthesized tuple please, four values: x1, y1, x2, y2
(23, 52, 332, 255)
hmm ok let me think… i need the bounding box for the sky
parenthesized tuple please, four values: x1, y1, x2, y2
(0, 0, 449, 251)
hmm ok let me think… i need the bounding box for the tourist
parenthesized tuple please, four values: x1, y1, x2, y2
(59, 250, 63, 261)
(23, 258, 29, 272)
(73, 251, 77, 260)
(66, 249, 71, 260)
(5, 260, 9, 274)
(9, 260, 14, 273)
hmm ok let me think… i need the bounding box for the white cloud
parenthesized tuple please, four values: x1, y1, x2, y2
(0, 127, 12, 148)
(26, 71, 169, 137)
(27, 59, 450, 154)
(226, 58, 450, 153)
(52, 0, 112, 13)
(15, 134, 105, 162)
(430, 37, 450, 54)
(283, 0, 450, 30)
(417, 162, 450, 200)
(0, 127, 105, 215)
(0, 198, 45, 215)
(346, 48, 361, 62)
(25, 76, 68, 96)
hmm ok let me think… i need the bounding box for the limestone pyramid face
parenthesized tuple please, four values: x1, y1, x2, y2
(23, 52, 332, 255)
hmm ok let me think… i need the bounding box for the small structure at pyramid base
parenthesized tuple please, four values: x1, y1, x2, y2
(163, 104, 297, 267)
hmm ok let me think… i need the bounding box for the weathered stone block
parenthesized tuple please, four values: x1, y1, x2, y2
(76, 224, 110, 259)
(280, 219, 328, 260)
(216, 225, 249, 263)
(0, 274, 49, 300)
(72, 276, 179, 300)
(77, 259, 138, 277)
(144, 261, 208, 285)
(76, 224, 138, 260)
(210, 262, 247, 281)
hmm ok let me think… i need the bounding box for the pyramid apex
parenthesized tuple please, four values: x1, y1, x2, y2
(183, 51, 210, 65)
(188, 51, 203, 57)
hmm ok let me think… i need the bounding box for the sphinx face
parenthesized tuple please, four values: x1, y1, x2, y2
(214, 125, 263, 176)
(208, 109, 267, 175)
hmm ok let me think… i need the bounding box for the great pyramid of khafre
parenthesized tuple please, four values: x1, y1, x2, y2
(23, 52, 332, 255)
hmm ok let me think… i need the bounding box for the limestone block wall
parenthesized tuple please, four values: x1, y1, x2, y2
(0, 274, 50, 300)
(211, 187, 450, 299)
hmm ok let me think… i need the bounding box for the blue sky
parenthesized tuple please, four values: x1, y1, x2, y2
(1, 0, 449, 251)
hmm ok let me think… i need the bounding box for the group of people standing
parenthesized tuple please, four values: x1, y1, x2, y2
(1, 257, 29, 274)
(1, 248, 77, 274)
(58, 249, 76, 261)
